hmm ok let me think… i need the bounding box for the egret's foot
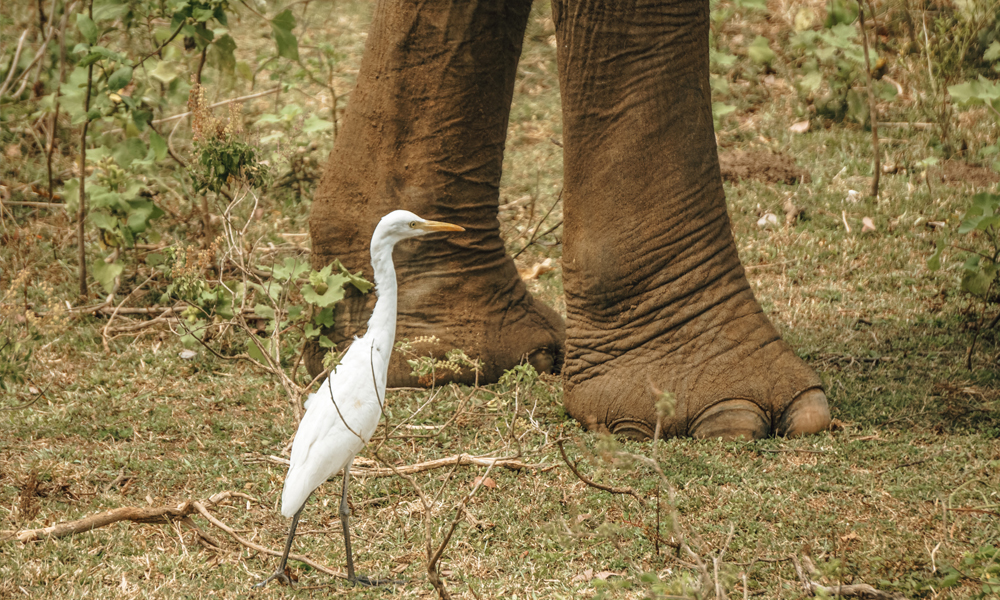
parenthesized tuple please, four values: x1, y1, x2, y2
(349, 575, 406, 587)
(253, 568, 293, 589)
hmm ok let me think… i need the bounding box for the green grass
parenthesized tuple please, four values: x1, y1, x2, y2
(3, 0, 1000, 598)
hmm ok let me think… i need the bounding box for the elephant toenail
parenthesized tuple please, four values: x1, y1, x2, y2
(690, 399, 769, 441)
(609, 418, 654, 440)
(776, 388, 831, 437)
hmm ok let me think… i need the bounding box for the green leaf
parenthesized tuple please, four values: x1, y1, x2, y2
(113, 138, 147, 166)
(824, 0, 858, 27)
(961, 262, 996, 297)
(92, 260, 124, 294)
(192, 7, 214, 21)
(318, 335, 335, 349)
(125, 199, 164, 234)
(799, 71, 823, 94)
(876, 80, 897, 101)
(302, 273, 349, 307)
(270, 257, 310, 281)
(246, 338, 268, 363)
(254, 304, 275, 320)
(314, 307, 335, 328)
(927, 242, 943, 271)
(150, 60, 185, 84)
(747, 36, 776, 65)
(210, 34, 237, 75)
(107, 65, 133, 92)
(89, 211, 118, 231)
(302, 115, 333, 134)
(77, 14, 98, 45)
(712, 101, 736, 125)
(335, 260, 374, 293)
(985, 40, 1000, 62)
(845, 89, 868, 124)
(149, 130, 167, 161)
(93, 0, 129, 22)
(270, 9, 299, 61)
(78, 52, 104, 67)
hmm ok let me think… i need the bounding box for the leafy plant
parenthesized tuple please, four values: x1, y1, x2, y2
(939, 544, 1000, 598)
(948, 44, 1000, 171)
(790, 22, 895, 124)
(930, 192, 1000, 301)
(396, 336, 483, 387)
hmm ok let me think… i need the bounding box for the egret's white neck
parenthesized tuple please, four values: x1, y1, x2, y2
(364, 237, 399, 366)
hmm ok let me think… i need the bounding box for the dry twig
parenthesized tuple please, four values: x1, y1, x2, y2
(557, 440, 645, 505)
(259, 452, 553, 477)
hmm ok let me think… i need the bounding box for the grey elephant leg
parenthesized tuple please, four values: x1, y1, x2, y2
(304, 0, 564, 386)
(553, 0, 830, 440)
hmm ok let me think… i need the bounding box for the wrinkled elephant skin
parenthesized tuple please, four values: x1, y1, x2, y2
(306, 0, 832, 441)
(554, 0, 829, 439)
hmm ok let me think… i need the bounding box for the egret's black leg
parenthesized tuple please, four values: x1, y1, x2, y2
(340, 459, 405, 587)
(254, 503, 305, 589)
(340, 458, 360, 582)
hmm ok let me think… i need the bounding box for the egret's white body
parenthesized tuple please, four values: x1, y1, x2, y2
(257, 210, 464, 588)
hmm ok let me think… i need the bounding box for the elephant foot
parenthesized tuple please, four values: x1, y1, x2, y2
(384, 282, 566, 386)
(303, 266, 565, 387)
(690, 389, 831, 441)
(564, 306, 831, 441)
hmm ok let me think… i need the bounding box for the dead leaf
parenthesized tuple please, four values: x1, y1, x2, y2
(571, 568, 595, 583)
(829, 418, 849, 431)
(518, 258, 554, 281)
(576, 513, 592, 523)
(789, 120, 810, 134)
(757, 212, 779, 229)
(783, 198, 804, 226)
(473, 476, 496, 490)
(862, 217, 876, 233)
(845, 190, 861, 204)
(840, 531, 860, 542)
(596, 571, 622, 580)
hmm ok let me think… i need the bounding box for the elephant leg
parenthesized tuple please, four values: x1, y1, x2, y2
(305, 0, 565, 385)
(553, 0, 830, 440)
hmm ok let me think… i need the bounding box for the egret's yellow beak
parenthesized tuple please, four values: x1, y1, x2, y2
(418, 220, 465, 232)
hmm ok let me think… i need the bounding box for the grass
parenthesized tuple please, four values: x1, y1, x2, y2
(3, 0, 1000, 598)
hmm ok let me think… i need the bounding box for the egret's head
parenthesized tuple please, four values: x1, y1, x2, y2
(373, 210, 465, 248)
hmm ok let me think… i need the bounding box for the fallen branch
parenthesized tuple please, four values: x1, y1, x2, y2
(0, 200, 66, 209)
(557, 440, 645, 505)
(257, 452, 555, 477)
(189, 499, 343, 579)
(2, 491, 344, 579)
(800, 553, 908, 599)
(4, 491, 234, 542)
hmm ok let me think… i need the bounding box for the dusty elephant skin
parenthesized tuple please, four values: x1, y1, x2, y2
(305, 0, 565, 386)
(554, 0, 830, 440)
(308, 0, 830, 440)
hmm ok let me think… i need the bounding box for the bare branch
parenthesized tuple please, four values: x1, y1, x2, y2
(556, 440, 645, 505)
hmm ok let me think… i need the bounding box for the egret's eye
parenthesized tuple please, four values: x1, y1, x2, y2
(409, 221, 417, 228)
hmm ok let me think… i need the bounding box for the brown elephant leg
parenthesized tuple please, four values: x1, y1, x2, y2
(554, 0, 830, 440)
(305, 0, 565, 385)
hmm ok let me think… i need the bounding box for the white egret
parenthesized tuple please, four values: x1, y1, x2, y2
(255, 210, 464, 588)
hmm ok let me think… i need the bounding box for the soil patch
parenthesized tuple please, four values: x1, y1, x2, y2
(719, 150, 811, 185)
(930, 160, 1000, 188)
